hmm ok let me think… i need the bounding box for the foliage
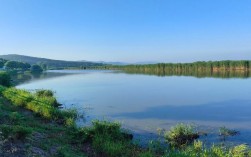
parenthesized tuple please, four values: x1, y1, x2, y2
(35, 89, 54, 97)
(0, 86, 76, 125)
(35, 89, 60, 107)
(164, 141, 251, 157)
(0, 58, 8, 68)
(0, 72, 11, 87)
(90, 120, 132, 157)
(31, 64, 43, 73)
(164, 123, 199, 147)
(9, 111, 24, 124)
(0, 54, 103, 69)
(0, 96, 85, 157)
(38, 62, 48, 70)
(71, 120, 134, 157)
(4, 60, 31, 70)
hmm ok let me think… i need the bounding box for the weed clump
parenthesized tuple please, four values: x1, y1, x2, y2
(35, 89, 54, 97)
(219, 126, 239, 141)
(71, 120, 133, 157)
(0, 86, 76, 126)
(164, 123, 199, 147)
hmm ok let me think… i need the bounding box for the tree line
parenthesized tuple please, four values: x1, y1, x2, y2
(106, 60, 251, 78)
(111, 60, 250, 72)
(0, 58, 45, 73)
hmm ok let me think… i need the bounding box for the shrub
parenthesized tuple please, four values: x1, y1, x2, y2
(74, 120, 134, 157)
(148, 140, 165, 155)
(0, 72, 11, 87)
(229, 144, 250, 157)
(35, 89, 60, 107)
(70, 127, 91, 144)
(65, 117, 76, 127)
(35, 89, 54, 97)
(2, 87, 76, 125)
(92, 135, 129, 157)
(164, 123, 199, 147)
(0, 85, 6, 94)
(31, 64, 43, 73)
(92, 120, 122, 140)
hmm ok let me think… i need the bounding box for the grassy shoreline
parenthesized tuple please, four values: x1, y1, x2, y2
(1, 72, 251, 156)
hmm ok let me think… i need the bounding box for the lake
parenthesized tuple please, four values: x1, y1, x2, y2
(16, 70, 251, 145)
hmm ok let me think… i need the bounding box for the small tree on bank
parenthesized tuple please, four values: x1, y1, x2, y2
(31, 65, 43, 73)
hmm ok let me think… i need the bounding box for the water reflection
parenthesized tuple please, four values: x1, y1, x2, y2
(15, 70, 251, 145)
(11, 71, 74, 85)
(112, 99, 251, 123)
(122, 69, 251, 79)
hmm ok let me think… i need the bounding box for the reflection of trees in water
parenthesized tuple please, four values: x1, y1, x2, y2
(11, 72, 73, 85)
(123, 69, 251, 79)
(11, 73, 33, 85)
(112, 60, 251, 78)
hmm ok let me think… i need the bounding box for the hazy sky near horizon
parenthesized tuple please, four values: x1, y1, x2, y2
(0, 0, 251, 62)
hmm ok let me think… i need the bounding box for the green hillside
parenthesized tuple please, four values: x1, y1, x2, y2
(0, 54, 102, 68)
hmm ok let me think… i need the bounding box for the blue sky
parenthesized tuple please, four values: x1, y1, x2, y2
(0, 0, 251, 63)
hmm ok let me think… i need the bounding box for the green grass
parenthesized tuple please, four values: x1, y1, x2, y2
(69, 120, 135, 157)
(0, 96, 86, 157)
(164, 123, 199, 148)
(0, 86, 76, 125)
(163, 141, 251, 157)
(0, 124, 32, 140)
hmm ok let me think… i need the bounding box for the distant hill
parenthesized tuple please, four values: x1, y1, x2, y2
(89, 61, 129, 65)
(88, 61, 157, 65)
(0, 54, 103, 68)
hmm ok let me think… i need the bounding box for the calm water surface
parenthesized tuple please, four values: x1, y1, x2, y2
(16, 70, 251, 144)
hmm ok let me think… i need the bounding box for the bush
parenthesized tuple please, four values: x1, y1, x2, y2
(92, 134, 129, 157)
(2, 87, 76, 125)
(31, 64, 43, 73)
(35, 89, 60, 107)
(72, 120, 134, 157)
(35, 89, 54, 97)
(65, 117, 76, 127)
(0, 72, 11, 87)
(70, 127, 91, 144)
(92, 120, 122, 139)
(164, 123, 199, 147)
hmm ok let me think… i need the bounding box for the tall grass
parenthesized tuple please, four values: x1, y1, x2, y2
(0, 86, 76, 126)
(164, 123, 199, 148)
(70, 120, 251, 157)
